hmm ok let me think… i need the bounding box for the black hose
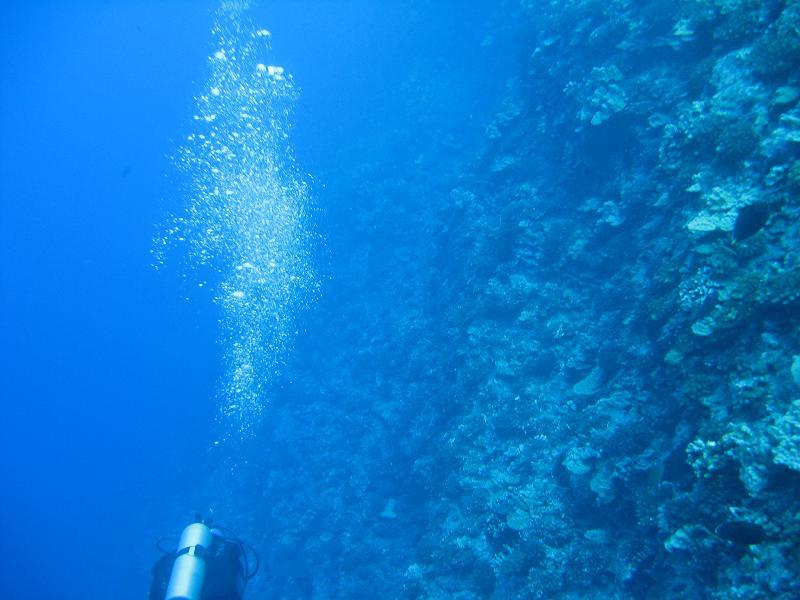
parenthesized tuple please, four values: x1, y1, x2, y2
(213, 526, 261, 581)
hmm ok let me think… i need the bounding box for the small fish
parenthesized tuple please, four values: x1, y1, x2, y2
(714, 520, 767, 545)
(733, 202, 769, 242)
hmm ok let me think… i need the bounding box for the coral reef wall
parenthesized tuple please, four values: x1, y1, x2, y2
(213, 1, 800, 598)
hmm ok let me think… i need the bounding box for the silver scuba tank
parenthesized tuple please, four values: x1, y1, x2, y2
(164, 522, 213, 600)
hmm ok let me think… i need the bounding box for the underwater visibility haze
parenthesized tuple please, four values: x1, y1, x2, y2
(1, 1, 800, 599)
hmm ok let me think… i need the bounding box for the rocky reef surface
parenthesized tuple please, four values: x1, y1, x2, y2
(208, 1, 800, 598)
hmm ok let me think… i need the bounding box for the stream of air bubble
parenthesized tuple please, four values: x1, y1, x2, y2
(154, 1, 316, 439)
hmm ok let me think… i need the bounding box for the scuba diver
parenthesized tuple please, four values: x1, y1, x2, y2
(149, 516, 259, 600)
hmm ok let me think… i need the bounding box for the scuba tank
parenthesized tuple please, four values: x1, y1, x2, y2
(165, 522, 214, 600)
(150, 516, 257, 600)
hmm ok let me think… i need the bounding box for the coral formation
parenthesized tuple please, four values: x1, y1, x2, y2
(207, 1, 800, 597)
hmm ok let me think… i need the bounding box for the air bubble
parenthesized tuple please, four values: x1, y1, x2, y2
(155, 4, 317, 439)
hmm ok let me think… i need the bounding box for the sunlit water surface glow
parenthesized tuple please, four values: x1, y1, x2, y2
(154, 1, 317, 439)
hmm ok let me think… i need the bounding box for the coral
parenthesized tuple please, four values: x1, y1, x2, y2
(664, 524, 717, 553)
(750, 3, 800, 79)
(716, 119, 759, 163)
(789, 160, 800, 190)
(770, 400, 800, 471)
(572, 366, 604, 396)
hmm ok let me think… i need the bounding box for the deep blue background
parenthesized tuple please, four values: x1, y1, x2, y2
(0, 3, 219, 598)
(0, 2, 507, 598)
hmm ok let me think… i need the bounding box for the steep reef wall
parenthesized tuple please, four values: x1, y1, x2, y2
(411, 1, 800, 598)
(218, 2, 800, 598)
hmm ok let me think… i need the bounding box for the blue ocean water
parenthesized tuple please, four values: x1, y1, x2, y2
(2, 1, 799, 599)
